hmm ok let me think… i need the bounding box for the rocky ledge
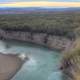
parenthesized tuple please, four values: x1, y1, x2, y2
(0, 29, 74, 51)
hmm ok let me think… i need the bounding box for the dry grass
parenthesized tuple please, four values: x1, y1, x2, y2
(61, 38, 80, 80)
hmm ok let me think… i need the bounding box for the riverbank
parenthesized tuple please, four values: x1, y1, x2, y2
(0, 29, 74, 51)
(0, 52, 28, 80)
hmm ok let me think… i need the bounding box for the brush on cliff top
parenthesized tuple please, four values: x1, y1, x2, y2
(60, 38, 80, 80)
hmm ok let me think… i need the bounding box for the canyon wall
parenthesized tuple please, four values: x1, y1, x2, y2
(0, 29, 73, 51)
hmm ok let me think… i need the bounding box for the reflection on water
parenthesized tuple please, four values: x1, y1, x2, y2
(0, 40, 62, 80)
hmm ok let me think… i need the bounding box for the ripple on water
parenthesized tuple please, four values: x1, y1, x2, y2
(48, 71, 62, 80)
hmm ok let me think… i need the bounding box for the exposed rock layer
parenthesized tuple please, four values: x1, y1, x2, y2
(0, 29, 73, 51)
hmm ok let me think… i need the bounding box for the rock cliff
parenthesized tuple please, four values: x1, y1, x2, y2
(0, 29, 73, 51)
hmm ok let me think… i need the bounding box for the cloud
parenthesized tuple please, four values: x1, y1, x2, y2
(0, 2, 80, 7)
(0, 0, 80, 2)
(0, 0, 47, 2)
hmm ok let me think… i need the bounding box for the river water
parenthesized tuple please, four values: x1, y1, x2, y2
(0, 40, 62, 80)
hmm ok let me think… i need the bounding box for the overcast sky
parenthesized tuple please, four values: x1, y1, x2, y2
(1, 0, 80, 2)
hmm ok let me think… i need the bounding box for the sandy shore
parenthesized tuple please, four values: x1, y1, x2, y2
(0, 53, 28, 80)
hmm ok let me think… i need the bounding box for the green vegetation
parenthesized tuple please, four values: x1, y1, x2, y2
(0, 12, 80, 39)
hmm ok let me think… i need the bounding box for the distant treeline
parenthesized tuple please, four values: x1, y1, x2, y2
(0, 12, 80, 39)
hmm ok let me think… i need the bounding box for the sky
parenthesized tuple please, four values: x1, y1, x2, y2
(0, 0, 80, 7)
(0, 0, 80, 2)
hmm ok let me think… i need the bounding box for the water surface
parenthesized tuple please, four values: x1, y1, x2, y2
(0, 40, 62, 80)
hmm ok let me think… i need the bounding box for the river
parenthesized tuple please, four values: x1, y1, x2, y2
(0, 40, 62, 80)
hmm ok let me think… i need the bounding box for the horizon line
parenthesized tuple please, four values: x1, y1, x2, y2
(0, 2, 80, 7)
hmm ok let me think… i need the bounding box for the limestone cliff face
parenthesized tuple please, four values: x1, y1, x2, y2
(0, 29, 73, 51)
